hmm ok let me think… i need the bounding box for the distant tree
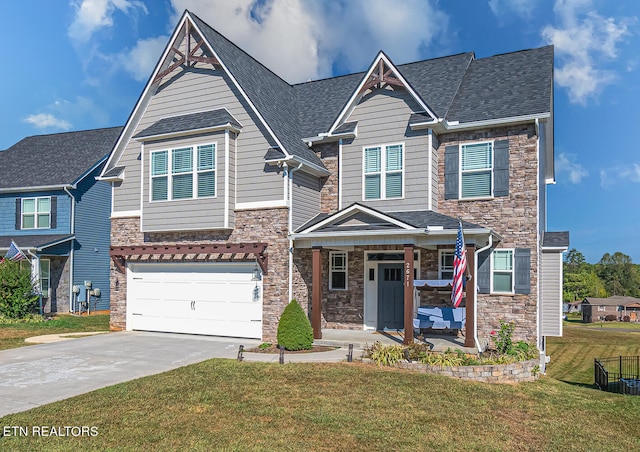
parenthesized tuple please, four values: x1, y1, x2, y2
(563, 270, 606, 302)
(564, 249, 586, 268)
(596, 252, 639, 297)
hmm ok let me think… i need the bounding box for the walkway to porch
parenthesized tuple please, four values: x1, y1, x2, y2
(315, 329, 478, 354)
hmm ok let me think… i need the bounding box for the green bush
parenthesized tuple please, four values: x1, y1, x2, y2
(0, 261, 39, 319)
(276, 299, 313, 351)
(366, 342, 405, 366)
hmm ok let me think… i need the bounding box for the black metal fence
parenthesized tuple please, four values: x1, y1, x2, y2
(594, 356, 640, 395)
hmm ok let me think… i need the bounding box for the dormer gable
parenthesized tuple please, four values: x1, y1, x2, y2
(328, 52, 438, 136)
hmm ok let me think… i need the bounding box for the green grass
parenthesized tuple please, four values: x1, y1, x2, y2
(1, 323, 639, 451)
(546, 324, 640, 386)
(0, 314, 109, 350)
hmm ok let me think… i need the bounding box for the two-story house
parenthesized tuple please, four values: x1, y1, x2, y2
(0, 127, 122, 314)
(101, 11, 567, 364)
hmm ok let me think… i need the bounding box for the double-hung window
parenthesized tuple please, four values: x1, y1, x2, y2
(492, 249, 514, 293)
(439, 250, 455, 280)
(329, 251, 347, 290)
(22, 197, 51, 229)
(364, 143, 403, 200)
(150, 144, 216, 201)
(461, 142, 493, 198)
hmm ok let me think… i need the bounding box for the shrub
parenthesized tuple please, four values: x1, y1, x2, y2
(604, 315, 617, 322)
(366, 342, 405, 366)
(623, 316, 631, 323)
(276, 299, 313, 351)
(493, 320, 515, 354)
(0, 260, 39, 319)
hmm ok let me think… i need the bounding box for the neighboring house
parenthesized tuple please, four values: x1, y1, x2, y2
(0, 127, 122, 313)
(100, 10, 568, 364)
(582, 296, 640, 323)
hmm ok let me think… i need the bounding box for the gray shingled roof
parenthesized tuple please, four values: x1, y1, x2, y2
(0, 234, 75, 250)
(446, 46, 553, 122)
(583, 296, 640, 306)
(296, 204, 482, 233)
(542, 231, 570, 248)
(101, 166, 125, 178)
(133, 109, 242, 139)
(0, 127, 123, 190)
(191, 12, 325, 170)
(264, 148, 286, 161)
(333, 121, 358, 135)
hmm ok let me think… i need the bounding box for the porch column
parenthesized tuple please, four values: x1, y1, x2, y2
(464, 244, 476, 348)
(312, 247, 322, 339)
(403, 244, 414, 345)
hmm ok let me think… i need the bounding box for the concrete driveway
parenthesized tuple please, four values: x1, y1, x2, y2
(0, 331, 260, 417)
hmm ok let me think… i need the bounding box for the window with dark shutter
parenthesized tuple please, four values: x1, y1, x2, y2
(15, 198, 21, 230)
(514, 248, 531, 294)
(477, 249, 491, 294)
(493, 139, 509, 197)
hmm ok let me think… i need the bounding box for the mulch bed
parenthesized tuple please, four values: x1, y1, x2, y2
(246, 344, 338, 354)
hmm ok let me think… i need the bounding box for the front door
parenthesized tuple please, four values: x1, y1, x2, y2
(377, 264, 404, 330)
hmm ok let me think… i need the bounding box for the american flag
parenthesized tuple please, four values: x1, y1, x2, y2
(451, 221, 467, 308)
(5, 241, 26, 262)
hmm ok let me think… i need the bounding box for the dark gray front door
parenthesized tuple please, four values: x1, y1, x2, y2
(377, 264, 404, 330)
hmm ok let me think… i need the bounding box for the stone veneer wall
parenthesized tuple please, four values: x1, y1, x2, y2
(315, 142, 339, 213)
(110, 208, 290, 340)
(46, 256, 70, 313)
(362, 358, 540, 383)
(437, 125, 539, 343)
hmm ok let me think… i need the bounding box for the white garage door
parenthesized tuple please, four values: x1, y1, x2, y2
(127, 262, 262, 339)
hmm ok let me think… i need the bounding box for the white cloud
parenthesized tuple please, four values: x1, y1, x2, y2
(600, 163, 640, 188)
(168, 0, 449, 83)
(542, 0, 634, 105)
(556, 153, 588, 184)
(22, 113, 72, 130)
(489, 0, 537, 20)
(68, 0, 148, 42)
(118, 36, 169, 81)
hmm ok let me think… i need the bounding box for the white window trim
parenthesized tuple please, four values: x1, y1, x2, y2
(149, 142, 217, 203)
(438, 249, 454, 280)
(362, 142, 405, 201)
(491, 248, 514, 294)
(459, 140, 494, 200)
(21, 196, 51, 230)
(329, 251, 348, 291)
(40, 258, 50, 297)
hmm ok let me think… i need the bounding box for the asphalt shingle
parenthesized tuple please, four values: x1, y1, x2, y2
(133, 109, 242, 139)
(0, 127, 123, 189)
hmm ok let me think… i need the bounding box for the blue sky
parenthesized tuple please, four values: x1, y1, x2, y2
(1, 0, 638, 263)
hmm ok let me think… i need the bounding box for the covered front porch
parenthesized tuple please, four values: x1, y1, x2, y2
(292, 204, 498, 350)
(314, 328, 478, 353)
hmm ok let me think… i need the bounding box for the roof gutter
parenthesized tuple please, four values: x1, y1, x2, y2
(439, 112, 550, 132)
(291, 227, 495, 241)
(265, 156, 330, 178)
(0, 184, 75, 194)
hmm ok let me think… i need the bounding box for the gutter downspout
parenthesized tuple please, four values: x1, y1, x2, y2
(64, 186, 76, 313)
(287, 162, 303, 304)
(474, 235, 493, 352)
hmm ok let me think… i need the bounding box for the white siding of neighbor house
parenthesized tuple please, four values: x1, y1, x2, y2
(291, 170, 321, 230)
(540, 250, 563, 336)
(112, 62, 283, 217)
(340, 86, 431, 212)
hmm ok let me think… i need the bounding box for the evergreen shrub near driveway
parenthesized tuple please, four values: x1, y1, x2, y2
(277, 299, 314, 351)
(0, 260, 39, 319)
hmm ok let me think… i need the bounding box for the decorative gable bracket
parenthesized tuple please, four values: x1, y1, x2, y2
(152, 19, 220, 85)
(358, 58, 404, 94)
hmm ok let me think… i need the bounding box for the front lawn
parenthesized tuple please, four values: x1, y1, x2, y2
(2, 324, 640, 450)
(0, 314, 109, 351)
